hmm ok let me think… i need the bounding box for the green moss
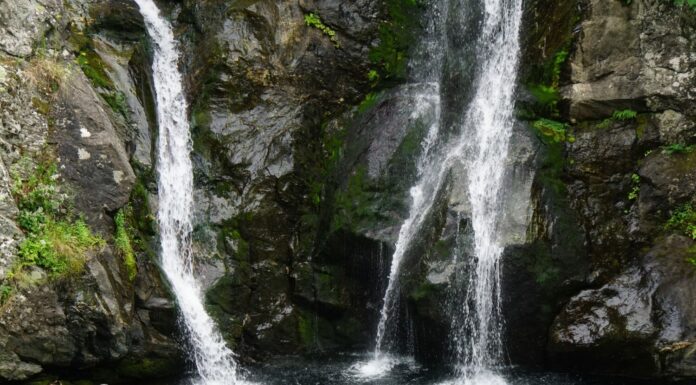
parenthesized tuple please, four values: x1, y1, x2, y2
(532, 118, 571, 144)
(102, 90, 129, 118)
(357, 92, 381, 114)
(117, 356, 179, 379)
(410, 281, 437, 301)
(370, 0, 421, 85)
(304, 13, 339, 47)
(115, 208, 137, 281)
(297, 313, 315, 347)
(76, 50, 113, 89)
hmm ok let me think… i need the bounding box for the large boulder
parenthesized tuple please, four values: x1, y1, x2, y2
(550, 235, 696, 379)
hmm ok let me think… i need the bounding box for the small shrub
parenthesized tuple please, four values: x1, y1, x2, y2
(304, 13, 339, 47)
(115, 209, 137, 281)
(11, 156, 104, 280)
(665, 203, 696, 240)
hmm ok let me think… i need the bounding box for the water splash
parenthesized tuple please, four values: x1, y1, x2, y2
(357, 0, 523, 381)
(134, 1, 248, 384)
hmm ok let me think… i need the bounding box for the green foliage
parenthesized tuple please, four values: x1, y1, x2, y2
(115, 209, 137, 281)
(665, 203, 696, 240)
(18, 219, 103, 276)
(10, 156, 103, 280)
(0, 285, 11, 305)
(76, 50, 113, 89)
(103, 91, 129, 118)
(532, 118, 572, 144)
(357, 92, 380, 114)
(628, 173, 640, 201)
(524, 49, 569, 118)
(331, 167, 380, 232)
(369, 0, 421, 83)
(304, 13, 339, 47)
(612, 109, 637, 120)
(528, 84, 560, 107)
(674, 0, 696, 10)
(597, 109, 638, 129)
(663, 143, 695, 155)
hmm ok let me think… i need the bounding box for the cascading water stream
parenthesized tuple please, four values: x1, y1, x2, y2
(134, 1, 247, 384)
(356, 0, 523, 382)
(450, 0, 523, 382)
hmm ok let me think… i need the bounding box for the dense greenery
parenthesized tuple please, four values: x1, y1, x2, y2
(9, 157, 103, 280)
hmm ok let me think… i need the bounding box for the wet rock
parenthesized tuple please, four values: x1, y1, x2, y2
(549, 235, 696, 378)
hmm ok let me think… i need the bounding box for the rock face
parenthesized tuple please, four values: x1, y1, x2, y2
(0, 0, 694, 382)
(0, 0, 182, 382)
(530, 0, 696, 379)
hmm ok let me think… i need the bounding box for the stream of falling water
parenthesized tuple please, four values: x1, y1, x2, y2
(134, 1, 248, 384)
(354, 0, 523, 383)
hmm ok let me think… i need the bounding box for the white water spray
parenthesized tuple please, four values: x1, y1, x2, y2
(357, 0, 523, 382)
(451, 0, 523, 381)
(134, 1, 247, 384)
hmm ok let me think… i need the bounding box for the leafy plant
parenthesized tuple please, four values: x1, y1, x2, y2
(597, 109, 638, 129)
(612, 109, 637, 120)
(0, 285, 11, 305)
(18, 219, 104, 276)
(532, 118, 571, 143)
(10, 156, 104, 280)
(628, 173, 640, 201)
(115, 208, 137, 281)
(663, 143, 695, 155)
(665, 203, 696, 240)
(304, 13, 340, 47)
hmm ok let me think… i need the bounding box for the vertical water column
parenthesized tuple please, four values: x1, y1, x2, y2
(450, 0, 523, 382)
(134, 1, 248, 384)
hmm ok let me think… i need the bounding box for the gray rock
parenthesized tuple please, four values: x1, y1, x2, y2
(564, 0, 696, 120)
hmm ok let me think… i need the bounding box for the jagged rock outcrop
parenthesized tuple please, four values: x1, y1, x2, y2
(0, 0, 181, 382)
(531, 0, 696, 379)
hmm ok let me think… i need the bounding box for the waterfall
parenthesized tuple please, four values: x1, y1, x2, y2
(134, 1, 247, 384)
(451, 0, 523, 381)
(356, 0, 523, 381)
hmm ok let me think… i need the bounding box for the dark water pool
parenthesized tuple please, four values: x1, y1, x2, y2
(30, 353, 693, 385)
(160, 353, 688, 385)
